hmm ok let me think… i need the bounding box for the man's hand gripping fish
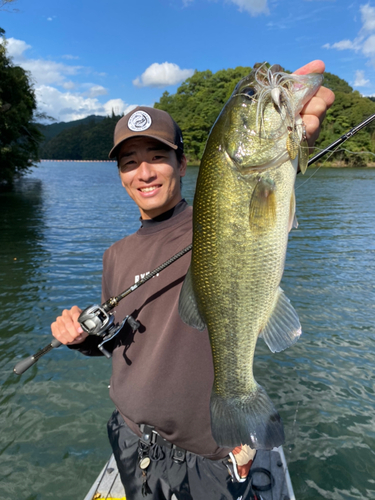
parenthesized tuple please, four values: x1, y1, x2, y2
(179, 64, 323, 450)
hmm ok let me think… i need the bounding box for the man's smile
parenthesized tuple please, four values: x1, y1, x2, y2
(138, 185, 162, 194)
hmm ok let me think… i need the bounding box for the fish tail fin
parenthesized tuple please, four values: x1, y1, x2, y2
(210, 384, 285, 450)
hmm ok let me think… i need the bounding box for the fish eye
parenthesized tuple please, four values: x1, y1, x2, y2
(242, 87, 256, 97)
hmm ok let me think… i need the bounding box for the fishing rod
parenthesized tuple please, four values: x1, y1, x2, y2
(13, 244, 192, 375)
(307, 113, 375, 167)
(13, 113, 375, 375)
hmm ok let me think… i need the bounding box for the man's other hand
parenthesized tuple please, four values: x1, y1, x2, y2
(294, 60, 335, 152)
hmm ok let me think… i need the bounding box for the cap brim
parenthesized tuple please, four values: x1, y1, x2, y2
(108, 134, 178, 160)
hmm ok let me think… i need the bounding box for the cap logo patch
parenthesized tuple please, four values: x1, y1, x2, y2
(128, 111, 152, 132)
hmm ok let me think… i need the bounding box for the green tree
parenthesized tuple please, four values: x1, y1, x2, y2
(315, 90, 375, 166)
(155, 66, 375, 167)
(0, 29, 42, 186)
(155, 66, 252, 161)
(40, 114, 120, 160)
(323, 72, 353, 94)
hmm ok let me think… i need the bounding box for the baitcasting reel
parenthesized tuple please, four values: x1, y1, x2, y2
(78, 304, 140, 358)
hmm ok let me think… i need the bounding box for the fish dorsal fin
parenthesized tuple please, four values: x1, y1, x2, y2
(249, 177, 277, 231)
(259, 287, 302, 352)
(178, 266, 207, 331)
(289, 190, 298, 232)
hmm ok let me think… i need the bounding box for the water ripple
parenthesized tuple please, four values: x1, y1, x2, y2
(1, 164, 374, 499)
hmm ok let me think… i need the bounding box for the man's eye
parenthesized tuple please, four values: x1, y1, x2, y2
(120, 161, 135, 171)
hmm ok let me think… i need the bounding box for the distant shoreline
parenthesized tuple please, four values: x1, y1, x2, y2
(39, 159, 375, 168)
(314, 162, 375, 168)
(40, 159, 117, 163)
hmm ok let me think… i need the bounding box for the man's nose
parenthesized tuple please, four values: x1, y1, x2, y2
(137, 161, 156, 180)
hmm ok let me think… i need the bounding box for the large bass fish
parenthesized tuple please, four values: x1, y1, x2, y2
(179, 64, 323, 450)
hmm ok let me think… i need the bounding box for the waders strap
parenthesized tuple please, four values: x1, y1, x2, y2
(139, 424, 187, 463)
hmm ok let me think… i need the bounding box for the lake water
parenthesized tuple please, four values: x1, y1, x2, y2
(0, 162, 374, 500)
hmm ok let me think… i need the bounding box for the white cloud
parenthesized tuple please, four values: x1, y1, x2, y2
(322, 3, 375, 69)
(62, 54, 80, 60)
(6, 37, 81, 86)
(62, 81, 76, 90)
(81, 84, 108, 97)
(2, 36, 137, 122)
(354, 70, 370, 86)
(362, 34, 375, 55)
(6, 38, 31, 59)
(87, 85, 108, 97)
(103, 99, 136, 117)
(24, 59, 80, 86)
(35, 85, 135, 122)
(360, 3, 375, 32)
(133, 62, 194, 88)
(323, 39, 362, 51)
(229, 0, 269, 16)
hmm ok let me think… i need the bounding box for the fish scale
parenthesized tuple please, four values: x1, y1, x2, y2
(179, 64, 323, 449)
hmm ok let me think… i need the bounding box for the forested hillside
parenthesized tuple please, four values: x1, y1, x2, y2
(38, 115, 105, 145)
(39, 67, 375, 166)
(39, 114, 119, 160)
(155, 68, 375, 167)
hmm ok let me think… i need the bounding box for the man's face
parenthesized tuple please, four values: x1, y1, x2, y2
(118, 137, 187, 220)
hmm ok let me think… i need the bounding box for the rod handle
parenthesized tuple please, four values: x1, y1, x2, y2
(13, 355, 38, 375)
(13, 338, 62, 375)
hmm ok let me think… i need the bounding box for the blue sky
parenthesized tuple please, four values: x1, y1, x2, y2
(1, 0, 374, 122)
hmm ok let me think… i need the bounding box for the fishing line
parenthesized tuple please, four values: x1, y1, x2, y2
(325, 147, 375, 158)
(300, 144, 375, 158)
(295, 141, 375, 191)
(297, 146, 375, 190)
(296, 141, 350, 191)
(295, 113, 375, 190)
(295, 151, 334, 191)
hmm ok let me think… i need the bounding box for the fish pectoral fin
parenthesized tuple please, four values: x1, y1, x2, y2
(289, 190, 298, 232)
(178, 266, 207, 331)
(249, 178, 276, 231)
(259, 287, 301, 353)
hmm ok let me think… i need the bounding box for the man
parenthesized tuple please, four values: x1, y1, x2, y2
(51, 60, 335, 499)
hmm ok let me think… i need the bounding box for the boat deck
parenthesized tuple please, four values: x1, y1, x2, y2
(84, 447, 295, 500)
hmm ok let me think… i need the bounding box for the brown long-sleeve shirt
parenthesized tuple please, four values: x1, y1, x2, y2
(76, 203, 230, 459)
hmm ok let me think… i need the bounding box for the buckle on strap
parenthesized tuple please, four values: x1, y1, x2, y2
(139, 424, 187, 463)
(172, 446, 186, 463)
(139, 424, 154, 447)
